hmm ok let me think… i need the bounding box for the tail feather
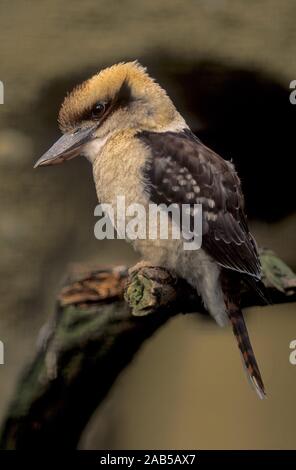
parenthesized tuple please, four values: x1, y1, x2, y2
(221, 270, 266, 398)
(229, 308, 266, 399)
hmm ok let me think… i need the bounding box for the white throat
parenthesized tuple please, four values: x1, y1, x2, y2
(83, 135, 110, 164)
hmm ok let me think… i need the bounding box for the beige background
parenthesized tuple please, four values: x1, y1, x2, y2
(0, 0, 295, 449)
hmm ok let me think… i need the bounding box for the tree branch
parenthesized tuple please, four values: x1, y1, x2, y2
(0, 249, 295, 449)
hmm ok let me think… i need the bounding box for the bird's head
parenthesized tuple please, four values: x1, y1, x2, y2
(34, 61, 179, 167)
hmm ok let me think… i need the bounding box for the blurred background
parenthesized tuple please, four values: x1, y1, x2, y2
(0, 0, 296, 449)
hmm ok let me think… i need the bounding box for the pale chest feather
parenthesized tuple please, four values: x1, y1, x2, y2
(93, 133, 147, 207)
(92, 133, 178, 263)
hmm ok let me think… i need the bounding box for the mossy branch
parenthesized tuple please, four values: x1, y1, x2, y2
(0, 249, 295, 449)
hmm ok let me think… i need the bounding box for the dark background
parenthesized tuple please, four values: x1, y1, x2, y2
(0, 0, 295, 449)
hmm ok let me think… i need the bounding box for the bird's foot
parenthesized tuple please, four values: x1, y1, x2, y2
(125, 261, 177, 316)
(128, 260, 155, 277)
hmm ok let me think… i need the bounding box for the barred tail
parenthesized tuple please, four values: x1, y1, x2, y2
(229, 307, 266, 399)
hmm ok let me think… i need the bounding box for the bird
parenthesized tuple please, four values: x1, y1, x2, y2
(34, 61, 266, 398)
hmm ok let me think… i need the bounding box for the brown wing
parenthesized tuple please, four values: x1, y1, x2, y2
(138, 129, 261, 280)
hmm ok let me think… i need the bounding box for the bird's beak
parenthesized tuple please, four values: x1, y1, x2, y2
(34, 125, 97, 168)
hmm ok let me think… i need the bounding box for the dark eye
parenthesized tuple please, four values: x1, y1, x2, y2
(91, 102, 106, 119)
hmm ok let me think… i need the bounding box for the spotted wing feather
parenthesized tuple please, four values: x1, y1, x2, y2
(138, 129, 261, 280)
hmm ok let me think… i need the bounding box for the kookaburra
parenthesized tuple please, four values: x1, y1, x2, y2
(35, 61, 266, 398)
